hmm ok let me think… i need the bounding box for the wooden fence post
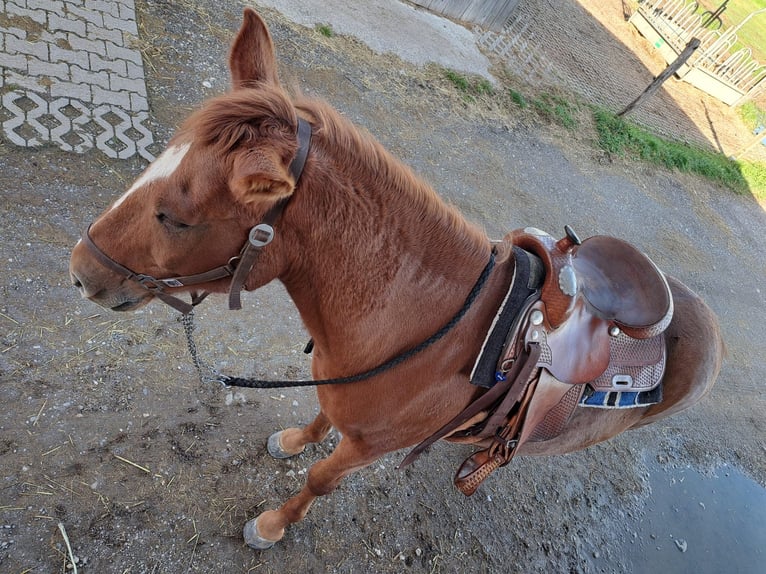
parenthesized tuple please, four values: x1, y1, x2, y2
(618, 38, 701, 117)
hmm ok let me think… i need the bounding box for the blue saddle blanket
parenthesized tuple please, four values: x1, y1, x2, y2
(579, 384, 662, 409)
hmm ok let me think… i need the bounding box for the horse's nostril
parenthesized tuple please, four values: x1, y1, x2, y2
(70, 272, 84, 290)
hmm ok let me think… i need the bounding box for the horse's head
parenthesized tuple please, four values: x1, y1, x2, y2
(69, 9, 307, 312)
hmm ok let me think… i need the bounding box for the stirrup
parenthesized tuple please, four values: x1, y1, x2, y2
(454, 442, 517, 496)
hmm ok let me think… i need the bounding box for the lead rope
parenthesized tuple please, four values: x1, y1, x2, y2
(181, 250, 496, 389)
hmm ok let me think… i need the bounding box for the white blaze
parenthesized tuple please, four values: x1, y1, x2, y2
(111, 142, 192, 210)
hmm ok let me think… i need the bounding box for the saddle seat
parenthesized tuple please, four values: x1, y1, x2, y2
(572, 234, 673, 339)
(509, 227, 673, 388)
(512, 226, 673, 340)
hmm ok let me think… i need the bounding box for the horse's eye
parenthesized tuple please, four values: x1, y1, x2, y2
(156, 213, 190, 230)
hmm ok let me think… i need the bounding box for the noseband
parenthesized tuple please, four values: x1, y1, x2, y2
(80, 118, 312, 314)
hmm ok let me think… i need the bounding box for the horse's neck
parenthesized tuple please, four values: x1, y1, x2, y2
(281, 124, 490, 373)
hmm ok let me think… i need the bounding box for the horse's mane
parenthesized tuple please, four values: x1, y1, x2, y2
(186, 85, 298, 156)
(295, 96, 486, 253)
(187, 87, 487, 257)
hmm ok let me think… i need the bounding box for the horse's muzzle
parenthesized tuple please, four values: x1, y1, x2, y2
(71, 270, 151, 311)
(70, 242, 152, 312)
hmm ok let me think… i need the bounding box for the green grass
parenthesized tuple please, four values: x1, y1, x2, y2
(741, 161, 766, 197)
(316, 24, 334, 37)
(593, 108, 766, 201)
(531, 93, 577, 129)
(444, 70, 495, 98)
(509, 89, 528, 108)
(739, 101, 766, 130)
(475, 79, 494, 96)
(447, 72, 765, 202)
(445, 70, 470, 92)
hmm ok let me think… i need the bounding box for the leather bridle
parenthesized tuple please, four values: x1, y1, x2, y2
(78, 115, 500, 391)
(80, 118, 312, 315)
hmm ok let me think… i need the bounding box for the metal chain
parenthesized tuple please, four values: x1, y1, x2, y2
(181, 310, 229, 386)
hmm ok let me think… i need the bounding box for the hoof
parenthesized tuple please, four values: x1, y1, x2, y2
(267, 430, 303, 459)
(243, 517, 277, 550)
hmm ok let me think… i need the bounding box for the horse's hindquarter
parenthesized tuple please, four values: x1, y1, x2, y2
(632, 275, 723, 426)
(519, 275, 724, 456)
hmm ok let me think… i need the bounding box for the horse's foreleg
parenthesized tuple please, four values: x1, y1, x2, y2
(267, 410, 333, 459)
(244, 437, 377, 549)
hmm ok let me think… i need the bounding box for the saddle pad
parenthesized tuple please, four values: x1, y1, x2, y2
(579, 385, 663, 409)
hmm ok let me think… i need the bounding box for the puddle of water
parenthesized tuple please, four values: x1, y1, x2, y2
(618, 461, 766, 574)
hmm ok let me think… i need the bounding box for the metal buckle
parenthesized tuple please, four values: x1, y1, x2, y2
(136, 275, 184, 290)
(500, 358, 515, 373)
(494, 427, 519, 451)
(135, 274, 163, 290)
(249, 224, 274, 247)
(226, 255, 241, 272)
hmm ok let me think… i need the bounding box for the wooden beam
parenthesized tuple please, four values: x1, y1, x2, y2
(618, 38, 701, 117)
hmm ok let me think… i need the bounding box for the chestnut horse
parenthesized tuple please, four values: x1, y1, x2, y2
(69, 9, 723, 549)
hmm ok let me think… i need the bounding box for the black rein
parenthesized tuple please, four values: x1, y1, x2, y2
(219, 250, 496, 388)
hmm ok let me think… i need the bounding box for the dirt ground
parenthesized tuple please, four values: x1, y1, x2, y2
(1, 2, 765, 573)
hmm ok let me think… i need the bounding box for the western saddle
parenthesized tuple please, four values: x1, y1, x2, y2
(400, 227, 673, 495)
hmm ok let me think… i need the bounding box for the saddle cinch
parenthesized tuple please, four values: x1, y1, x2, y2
(400, 227, 673, 495)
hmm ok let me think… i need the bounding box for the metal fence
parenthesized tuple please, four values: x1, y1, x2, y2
(637, 0, 766, 100)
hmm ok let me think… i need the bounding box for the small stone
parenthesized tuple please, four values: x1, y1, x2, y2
(674, 539, 688, 553)
(593, 550, 600, 559)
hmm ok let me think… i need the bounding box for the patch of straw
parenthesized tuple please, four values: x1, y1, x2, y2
(113, 454, 152, 474)
(57, 521, 78, 574)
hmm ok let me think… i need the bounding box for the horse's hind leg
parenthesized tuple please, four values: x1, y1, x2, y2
(267, 410, 333, 459)
(245, 436, 377, 548)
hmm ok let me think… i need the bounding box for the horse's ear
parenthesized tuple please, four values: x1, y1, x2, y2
(229, 146, 294, 206)
(229, 9, 280, 89)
